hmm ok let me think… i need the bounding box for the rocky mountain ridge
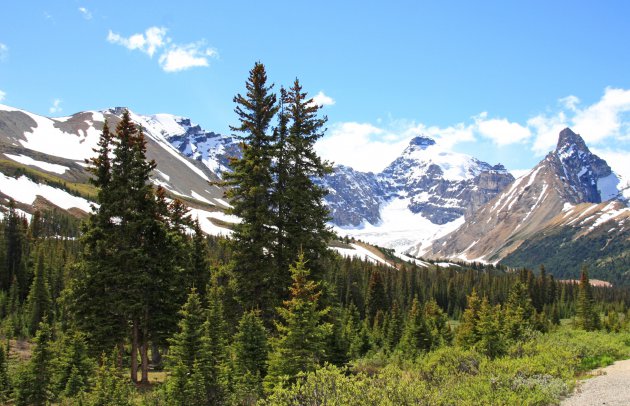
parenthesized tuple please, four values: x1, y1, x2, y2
(420, 128, 626, 262)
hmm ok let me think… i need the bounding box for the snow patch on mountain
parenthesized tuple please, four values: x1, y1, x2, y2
(4, 154, 69, 174)
(0, 173, 92, 212)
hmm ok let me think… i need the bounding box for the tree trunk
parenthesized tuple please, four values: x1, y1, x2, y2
(131, 320, 139, 383)
(141, 307, 150, 384)
(151, 342, 162, 367)
(141, 339, 149, 384)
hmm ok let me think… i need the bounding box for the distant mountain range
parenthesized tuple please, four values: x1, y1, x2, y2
(0, 104, 628, 282)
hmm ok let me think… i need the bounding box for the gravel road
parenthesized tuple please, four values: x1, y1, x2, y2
(561, 359, 630, 406)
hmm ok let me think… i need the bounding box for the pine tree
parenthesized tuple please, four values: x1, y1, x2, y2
(168, 288, 207, 373)
(84, 353, 134, 406)
(53, 331, 93, 398)
(0, 344, 9, 402)
(264, 254, 332, 392)
(475, 298, 504, 358)
(503, 281, 535, 341)
(15, 321, 53, 406)
(365, 270, 387, 323)
(386, 301, 403, 351)
(72, 111, 186, 383)
(424, 298, 452, 348)
(397, 297, 431, 356)
(232, 310, 269, 404)
(224, 62, 279, 318)
(280, 79, 333, 281)
(190, 218, 211, 296)
(575, 268, 600, 331)
(456, 289, 482, 348)
(26, 250, 52, 335)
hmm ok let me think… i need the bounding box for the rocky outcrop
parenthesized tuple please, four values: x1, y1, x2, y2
(421, 128, 624, 261)
(320, 135, 514, 227)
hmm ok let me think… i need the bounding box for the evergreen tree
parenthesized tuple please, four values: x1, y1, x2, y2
(232, 310, 269, 404)
(397, 297, 431, 356)
(72, 111, 185, 383)
(386, 301, 403, 351)
(168, 288, 207, 373)
(15, 321, 53, 406)
(280, 79, 333, 281)
(264, 254, 332, 392)
(424, 298, 452, 348)
(503, 281, 535, 341)
(575, 268, 600, 331)
(84, 353, 134, 406)
(53, 331, 93, 398)
(190, 218, 211, 296)
(223, 62, 279, 318)
(0, 343, 9, 402)
(456, 289, 482, 348)
(365, 270, 387, 323)
(475, 298, 504, 358)
(26, 250, 52, 335)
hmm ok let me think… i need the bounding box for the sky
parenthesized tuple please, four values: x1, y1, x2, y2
(1, 1, 630, 182)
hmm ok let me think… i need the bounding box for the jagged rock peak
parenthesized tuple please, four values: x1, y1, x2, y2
(408, 135, 436, 149)
(556, 127, 588, 153)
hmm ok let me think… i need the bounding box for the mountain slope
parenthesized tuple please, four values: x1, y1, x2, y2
(0, 104, 236, 235)
(321, 135, 514, 252)
(422, 128, 625, 263)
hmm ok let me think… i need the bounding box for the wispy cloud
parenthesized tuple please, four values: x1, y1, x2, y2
(107, 26, 217, 72)
(107, 27, 167, 57)
(474, 113, 531, 146)
(49, 99, 62, 114)
(312, 91, 336, 107)
(78, 7, 92, 20)
(0, 43, 8, 61)
(159, 43, 217, 72)
(0, 90, 6, 102)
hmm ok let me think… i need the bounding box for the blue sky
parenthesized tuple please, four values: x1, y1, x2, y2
(1, 1, 630, 180)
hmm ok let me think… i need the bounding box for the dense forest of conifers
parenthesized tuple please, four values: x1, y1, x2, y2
(0, 63, 629, 405)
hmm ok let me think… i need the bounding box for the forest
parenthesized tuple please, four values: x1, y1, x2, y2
(0, 63, 629, 405)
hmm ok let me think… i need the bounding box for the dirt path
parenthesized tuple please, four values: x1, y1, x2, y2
(561, 359, 630, 406)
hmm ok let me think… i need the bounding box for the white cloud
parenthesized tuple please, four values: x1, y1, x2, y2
(312, 91, 335, 107)
(0, 89, 5, 102)
(474, 113, 531, 146)
(107, 26, 167, 57)
(316, 122, 409, 172)
(527, 111, 569, 155)
(571, 87, 630, 144)
(49, 99, 62, 114)
(78, 7, 92, 20)
(560, 95, 580, 112)
(0, 43, 8, 60)
(107, 27, 217, 72)
(159, 43, 217, 72)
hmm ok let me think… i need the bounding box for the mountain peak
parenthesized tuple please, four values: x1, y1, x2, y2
(408, 135, 436, 149)
(556, 127, 587, 152)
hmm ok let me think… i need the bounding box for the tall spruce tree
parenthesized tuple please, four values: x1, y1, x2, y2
(575, 268, 600, 331)
(280, 79, 333, 281)
(232, 310, 269, 404)
(224, 62, 279, 318)
(72, 111, 182, 383)
(15, 321, 53, 406)
(264, 254, 332, 392)
(26, 250, 52, 335)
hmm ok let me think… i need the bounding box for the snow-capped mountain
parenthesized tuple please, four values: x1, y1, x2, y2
(321, 135, 514, 252)
(422, 128, 627, 263)
(0, 104, 237, 235)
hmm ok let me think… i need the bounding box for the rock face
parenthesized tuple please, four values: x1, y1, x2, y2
(320, 135, 514, 228)
(421, 128, 624, 261)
